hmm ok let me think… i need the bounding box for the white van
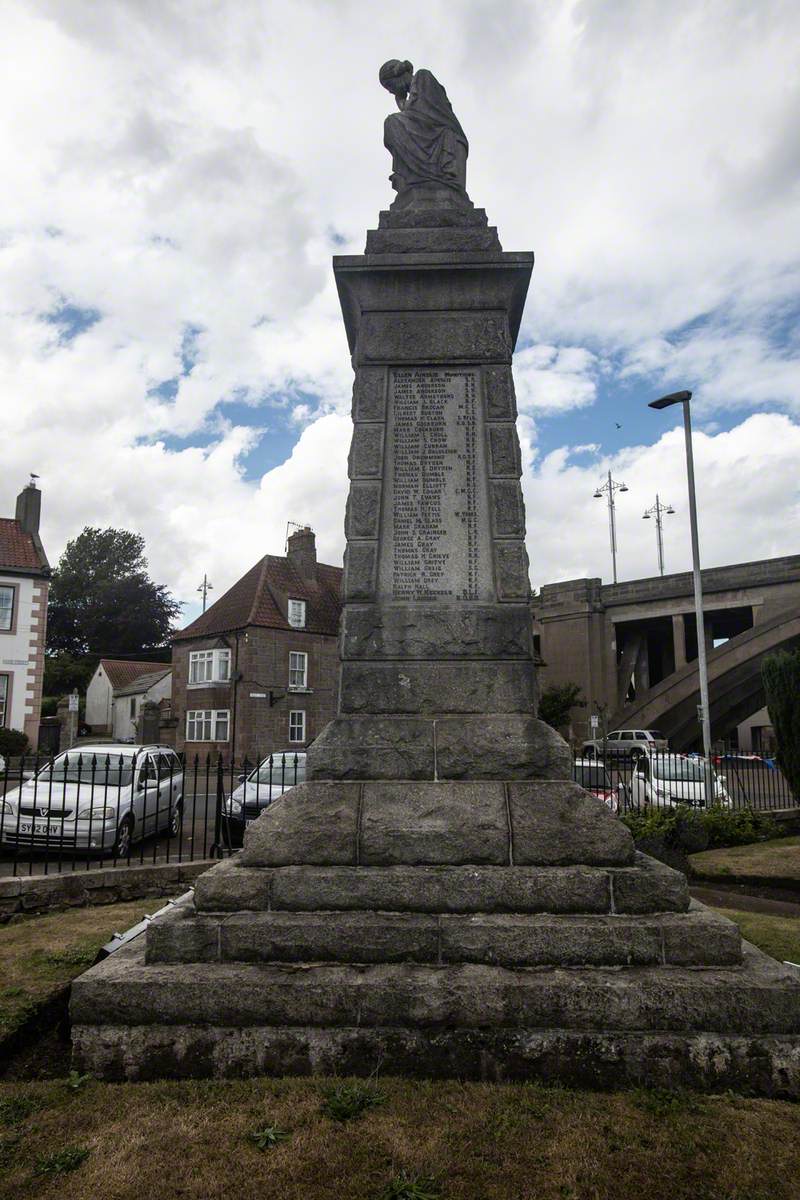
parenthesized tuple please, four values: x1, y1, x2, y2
(628, 752, 731, 808)
(0, 744, 183, 856)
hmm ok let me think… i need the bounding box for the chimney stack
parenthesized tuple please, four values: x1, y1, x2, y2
(287, 526, 317, 581)
(16, 482, 41, 536)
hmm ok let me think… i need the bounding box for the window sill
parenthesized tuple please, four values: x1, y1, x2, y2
(287, 686, 312, 694)
(187, 681, 231, 690)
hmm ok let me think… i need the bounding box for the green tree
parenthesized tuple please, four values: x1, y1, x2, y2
(762, 649, 800, 800)
(538, 682, 586, 730)
(45, 529, 181, 692)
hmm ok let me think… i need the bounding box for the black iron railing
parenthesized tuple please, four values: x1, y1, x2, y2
(0, 749, 305, 877)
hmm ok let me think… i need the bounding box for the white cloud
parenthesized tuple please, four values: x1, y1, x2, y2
(523, 413, 800, 587)
(0, 0, 799, 618)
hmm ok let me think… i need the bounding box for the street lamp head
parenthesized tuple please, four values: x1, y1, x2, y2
(649, 389, 692, 411)
(666, 505, 675, 515)
(619, 483, 629, 493)
(593, 489, 603, 499)
(642, 512, 651, 520)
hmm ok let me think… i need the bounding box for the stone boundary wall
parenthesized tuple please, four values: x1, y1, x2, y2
(0, 860, 216, 919)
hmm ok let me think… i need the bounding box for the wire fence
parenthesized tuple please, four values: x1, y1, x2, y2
(0, 748, 305, 877)
(0, 742, 795, 877)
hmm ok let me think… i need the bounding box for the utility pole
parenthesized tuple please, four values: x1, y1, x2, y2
(593, 471, 629, 584)
(642, 494, 676, 576)
(197, 574, 213, 613)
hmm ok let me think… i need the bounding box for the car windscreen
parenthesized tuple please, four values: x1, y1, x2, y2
(573, 765, 611, 789)
(42, 754, 134, 787)
(651, 758, 705, 782)
(250, 756, 305, 786)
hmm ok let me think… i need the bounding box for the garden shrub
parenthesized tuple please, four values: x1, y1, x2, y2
(622, 803, 777, 853)
(0, 728, 29, 758)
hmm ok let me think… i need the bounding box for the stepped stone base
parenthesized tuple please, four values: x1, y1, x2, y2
(72, 939, 800, 1094)
(69, 779, 800, 1095)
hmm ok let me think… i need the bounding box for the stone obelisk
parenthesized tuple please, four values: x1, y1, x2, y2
(307, 62, 567, 785)
(71, 64, 800, 1095)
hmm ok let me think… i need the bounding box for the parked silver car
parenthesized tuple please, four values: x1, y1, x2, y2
(582, 728, 668, 763)
(0, 744, 183, 856)
(222, 750, 306, 848)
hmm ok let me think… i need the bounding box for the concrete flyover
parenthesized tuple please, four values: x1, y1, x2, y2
(608, 605, 800, 749)
(534, 554, 800, 748)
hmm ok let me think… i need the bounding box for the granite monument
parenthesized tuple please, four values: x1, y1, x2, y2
(71, 66, 800, 1094)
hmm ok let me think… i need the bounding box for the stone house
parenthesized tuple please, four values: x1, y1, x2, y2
(0, 482, 50, 748)
(171, 528, 342, 764)
(85, 658, 171, 735)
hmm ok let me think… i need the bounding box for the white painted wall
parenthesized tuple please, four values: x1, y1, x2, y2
(0, 574, 37, 732)
(85, 664, 113, 730)
(111, 672, 172, 742)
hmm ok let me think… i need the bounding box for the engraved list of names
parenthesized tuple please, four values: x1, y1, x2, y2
(378, 368, 492, 602)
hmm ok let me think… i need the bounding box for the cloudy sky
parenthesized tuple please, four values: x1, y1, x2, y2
(2, 0, 799, 625)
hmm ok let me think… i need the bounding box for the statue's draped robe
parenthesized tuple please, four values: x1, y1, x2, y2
(383, 69, 468, 193)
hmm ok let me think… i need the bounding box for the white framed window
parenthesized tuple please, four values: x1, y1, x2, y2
(288, 710, 306, 744)
(186, 709, 230, 741)
(0, 674, 8, 726)
(0, 586, 14, 633)
(188, 648, 232, 685)
(289, 651, 308, 690)
(288, 599, 306, 629)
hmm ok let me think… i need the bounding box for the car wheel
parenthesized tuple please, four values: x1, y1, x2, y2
(584, 746, 595, 760)
(605, 793, 620, 815)
(113, 815, 134, 858)
(168, 799, 183, 838)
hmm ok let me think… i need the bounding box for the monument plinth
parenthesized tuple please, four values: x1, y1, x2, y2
(71, 65, 800, 1094)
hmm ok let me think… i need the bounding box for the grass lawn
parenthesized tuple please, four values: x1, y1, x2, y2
(2, 1075, 800, 1200)
(0, 899, 165, 1042)
(711, 906, 800, 964)
(690, 835, 800, 883)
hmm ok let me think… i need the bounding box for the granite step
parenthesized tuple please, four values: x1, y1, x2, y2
(71, 1018, 800, 1093)
(72, 938, 800, 1038)
(145, 902, 742, 969)
(193, 853, 690, 915)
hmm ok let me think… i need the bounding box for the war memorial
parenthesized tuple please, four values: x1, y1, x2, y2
(71, 63, 800, 1094)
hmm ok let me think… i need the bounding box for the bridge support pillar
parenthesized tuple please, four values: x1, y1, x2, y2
(672, 614, 687, 670)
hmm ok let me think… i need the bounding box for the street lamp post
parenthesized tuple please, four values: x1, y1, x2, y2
(642, 494, 676, 577)
(197, 573, 213, 613)
(648, 389, 713, 805)
(593, 470, 629, 584)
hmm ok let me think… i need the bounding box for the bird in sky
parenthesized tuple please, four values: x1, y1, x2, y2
(615, 422, 622, 429)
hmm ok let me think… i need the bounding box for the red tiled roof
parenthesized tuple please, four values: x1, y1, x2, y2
(100, 659, 171, 690)
(173, 555, 343, 642)
(0, 518, 48, 573)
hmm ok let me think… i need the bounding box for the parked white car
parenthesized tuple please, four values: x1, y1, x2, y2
(628, 752, 731, 808)
(223, 751, 306, 847)
(0, 744, 183, 856)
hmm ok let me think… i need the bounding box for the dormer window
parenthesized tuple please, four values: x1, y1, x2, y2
(288, 599, 306, 629)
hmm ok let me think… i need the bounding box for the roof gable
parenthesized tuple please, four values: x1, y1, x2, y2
(173, 555, 343, 641)
(114, 667, 172, 697)
(100, 659, 171, 690)
(0, 518, 48, 574)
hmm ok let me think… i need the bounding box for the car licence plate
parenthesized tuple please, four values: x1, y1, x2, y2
(18, 821, 62, 836)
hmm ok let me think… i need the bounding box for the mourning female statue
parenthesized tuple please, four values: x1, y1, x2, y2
(379, 60, 468, 197)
